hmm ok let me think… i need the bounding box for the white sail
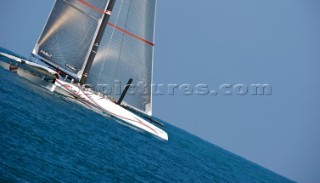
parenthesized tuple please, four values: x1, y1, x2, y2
(32, 0, 109, 79)
(87, 0, 156, 115)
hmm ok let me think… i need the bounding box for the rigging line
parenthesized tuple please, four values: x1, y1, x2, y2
(114, 0, 133, 80)
(97, 0, 124, 83)
(78, 0, 154, 46)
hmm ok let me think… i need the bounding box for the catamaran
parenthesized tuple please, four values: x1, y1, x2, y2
(0, 0, 168, 140)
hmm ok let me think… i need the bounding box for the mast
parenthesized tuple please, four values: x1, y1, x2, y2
(80, 0, 116, 84)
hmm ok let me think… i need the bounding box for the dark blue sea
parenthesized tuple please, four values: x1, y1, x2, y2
(0, 59, 293, 182)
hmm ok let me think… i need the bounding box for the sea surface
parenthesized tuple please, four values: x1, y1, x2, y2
(0, 64, 294, 182)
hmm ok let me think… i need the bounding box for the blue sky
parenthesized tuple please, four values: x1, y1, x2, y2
(1, 0, 320, 182)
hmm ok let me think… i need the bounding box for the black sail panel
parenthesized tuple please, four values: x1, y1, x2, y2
(33, 0, 109, 79)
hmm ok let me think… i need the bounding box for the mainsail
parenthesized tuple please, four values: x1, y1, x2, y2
(33, 0, 156, 115)
(87, 0, 156, 115)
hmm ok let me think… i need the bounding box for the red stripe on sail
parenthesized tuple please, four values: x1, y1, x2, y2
(78, 0, 106, 14)
(107, 23, 154, 46)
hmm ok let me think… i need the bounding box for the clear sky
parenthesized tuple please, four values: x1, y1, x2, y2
(1, 1, 320, 183)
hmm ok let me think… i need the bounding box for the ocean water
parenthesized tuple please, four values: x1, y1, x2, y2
(0, 67, 294, 182)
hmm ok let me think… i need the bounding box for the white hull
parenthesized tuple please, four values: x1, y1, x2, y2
(54, 79, 168, 140)
(0, 53, 168, 141)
